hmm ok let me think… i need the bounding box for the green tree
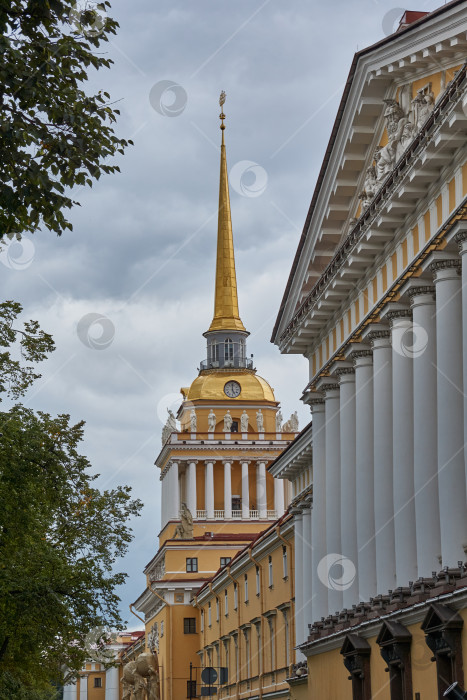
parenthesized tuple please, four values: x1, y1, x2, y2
(0, 303, 143, 694)
(0, 0, 133, 236)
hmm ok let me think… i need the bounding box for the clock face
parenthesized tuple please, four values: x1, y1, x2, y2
(224, 380, 241, 398)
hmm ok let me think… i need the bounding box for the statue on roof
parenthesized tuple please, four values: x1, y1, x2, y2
(224, 410, 233, 432)
(256, 408, 264, 433)
(173, 503, 194, 540)
(208, 409, 216, 432)
(190, 408, 197, 432)
(241, 410, 249, 433)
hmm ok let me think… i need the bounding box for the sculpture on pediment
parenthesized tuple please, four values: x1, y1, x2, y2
(359, 165, 378, 210)
(208, 409, 216, 432)
(283, 411, 299, 433)
(275, 409, 283, 433)
(190, 408, 197, 432)
(148, 622, 159, 654)
(411, 85, 435, 130)
(173, 502, 193, 540)
(256, 409, 264, 433)
(162, 409, 177, 445)
(223, 410, 233, 432)
(240, 410, 249, 433)
(383, 98, 405, 137)
(395, 120, 415, 161)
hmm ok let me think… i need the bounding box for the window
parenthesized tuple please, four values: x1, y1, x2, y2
(186, 557, 198, 572)
(256, 566, 260, 595)
(224, 338, 233, 361)
(94, 677, 102, 688)
(184, 617, 196, 634)
(212, 342, 219, 362)
(201, 610, 204, 632)
(161, 620, 164, 637)
(268, 556, 273, 588)
(234, 583, 238, 610)
(340, 634, 372, 700)
(282, 545, 288, 578)
(376, 621, 412, 700)
(244, 574, 249, 603)
(208, 602, 212, 627)
(187, 680, 197, 698)
(216, 597, 219, 621)
(220, 557, 231, 568)
(231, 420, 238, 433)
(422, 603, 464, 699)
(224, 589, 228, 615)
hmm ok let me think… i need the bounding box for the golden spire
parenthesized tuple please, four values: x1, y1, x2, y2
(207, 92, 246, 333)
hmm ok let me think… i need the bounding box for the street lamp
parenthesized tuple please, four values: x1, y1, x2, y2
(444, 682, 467, 700)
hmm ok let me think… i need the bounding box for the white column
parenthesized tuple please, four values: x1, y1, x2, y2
(322, 383, 342, 614)
(105, 666, 119, 700)
(369, 329, 396, 593)
(337, 367, 358, 609)
(409, 285, 441, 576)
(293, 509, 305, 653)
(256, 461, 267, 518)
(301, 503, 313, 642)
(224, 461, 232, 519)
(160, 473, 167, 529)
(353, 349, 376, 602)
(64, 683, 78, 700)
(79, 676, 88, 700)
(205, 461, 215, 519)
(274, 478, 285, 518)
(241, 461, 250, 518)
(309, 399, 328, 622)
(187, 461, 197, 517)
(169, 461, 180, 520)
(457, 231, 467, 502)
(432, 258, 467, 566)
(389, 309, 418, 586)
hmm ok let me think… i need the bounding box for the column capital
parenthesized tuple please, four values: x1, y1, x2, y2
(408, 284, 435, 298)
(222, 459, 232, 465)
(204, 459, 216, 466)
(256, 459, 268, 466)
(455, 229, 467, 250)
(316, 377, 339, 395)
(302, 389, 324, 406)
(188, 459, 199, 465)
(336, 366, 355, 382)
(241, 460, 251, 465)
(430, 258, 461, 280)
(387, 308, 412, 325)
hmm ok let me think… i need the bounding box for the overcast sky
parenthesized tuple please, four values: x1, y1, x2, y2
(4, 0, 444, 625)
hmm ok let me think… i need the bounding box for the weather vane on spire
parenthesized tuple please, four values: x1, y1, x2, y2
(219, 90, 226, 133)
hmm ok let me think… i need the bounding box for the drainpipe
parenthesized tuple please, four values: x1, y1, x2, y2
(225, 566, 240, 700)
(248, 549, 264, 700)
(275, 523, 294, 677)
(148, 582, 171, 700)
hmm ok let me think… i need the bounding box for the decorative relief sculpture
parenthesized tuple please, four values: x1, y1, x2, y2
(275, 409, 283, 433)
(208, 409, 216, 432)
(190, 408, 197, 432)
(161, 409, 177, 445)
(173, 503, 193, 540)
(356, 83, 436, 211)
(223, 410, 233, 432)
(240, 410, 249, 433)
(256, 409, 264, 433)
(148, 622, 159, 653)
(283, 411, 299, 433)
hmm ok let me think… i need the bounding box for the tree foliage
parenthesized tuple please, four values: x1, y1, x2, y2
(0, 0, 133, 236)
(0, 306, 142, 692)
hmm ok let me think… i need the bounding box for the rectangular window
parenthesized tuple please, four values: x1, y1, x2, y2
(224, 589, 228, 615)
(282, 545, 288, 578)
(244, 574, 249, 603)
(187, 680, 197, 698)
(234, 583, 238, 610)
(216, 597, 219, 621)
(186, 557, 198, 572)
(208, 602, 212, 627)
(220, 557, 231, 568)
(161, 620, 164, 637)
(200, 610, 204, 632)
(94, 677, 102, 688)
(184, 617, 196, 634)
(256, 566, 260, 595)
(268, 556, 273, 588)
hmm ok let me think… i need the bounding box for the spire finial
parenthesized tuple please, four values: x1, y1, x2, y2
(219, 90, 226, 143)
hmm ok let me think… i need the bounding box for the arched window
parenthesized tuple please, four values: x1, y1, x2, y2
(224, 338, 233, 361)
(211, 342, 219, 362)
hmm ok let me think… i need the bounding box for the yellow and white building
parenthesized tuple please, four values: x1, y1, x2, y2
(271, 2, 467, 698)
(133, 99, 299, 699)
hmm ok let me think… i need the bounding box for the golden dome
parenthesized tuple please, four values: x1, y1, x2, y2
(186, 371, 276, 403)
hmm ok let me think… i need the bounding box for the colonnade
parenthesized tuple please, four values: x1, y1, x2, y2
(294, 235, 467, 645)
(160, 458, 285, 527)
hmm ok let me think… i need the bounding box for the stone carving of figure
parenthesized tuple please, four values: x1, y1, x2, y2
(162, 409, 177, 445)
(240, 410, 249, 433)
(135, 652, 160, 700)
(256, 409, 264, 433)
(122, 661, 137, 700)
(395, 120, 414, 161)
(190, 408, 197, 432)
(147, 665, 160, 700)
(208, 409, 216, 432)
(359, 165, 378, 210)
(383, 98, 405, 137)
(148, 622, 159, 654)
(173, 502, 194, 540)
(290, 410, 299, 432)
(275, 410, 283, 433)
(224, 410, 233, 432)
(411, 87, 435, 130)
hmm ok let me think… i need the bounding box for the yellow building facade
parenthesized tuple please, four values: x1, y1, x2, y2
(270, 3, 467, 699)
(132, 96, 299, 700)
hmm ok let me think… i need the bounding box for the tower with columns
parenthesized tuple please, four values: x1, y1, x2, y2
(133, 94, 298, 700)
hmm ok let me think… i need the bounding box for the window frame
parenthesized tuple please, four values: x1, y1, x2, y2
(268, 555, 273, 588)
(183, 617, 197, 634)
(186, 557, 198, 573)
